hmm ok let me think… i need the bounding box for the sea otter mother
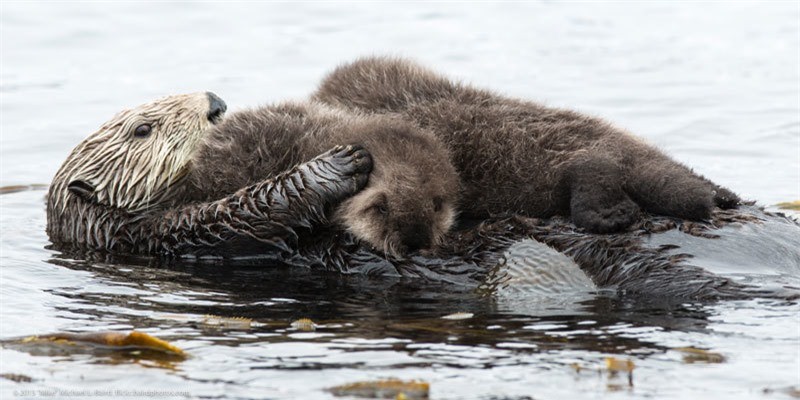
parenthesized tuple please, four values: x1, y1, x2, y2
(46, 93, 375, 258)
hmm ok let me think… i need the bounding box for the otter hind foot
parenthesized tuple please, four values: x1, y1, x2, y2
(566, 156, 640, 233)
(713, 186, 741, 209)
(571, 193, 640, 233)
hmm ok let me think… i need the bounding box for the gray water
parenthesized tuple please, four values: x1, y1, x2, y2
(1, 2, 799, 399)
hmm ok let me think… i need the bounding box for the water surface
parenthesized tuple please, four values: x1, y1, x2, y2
(1, 2, 799, 399)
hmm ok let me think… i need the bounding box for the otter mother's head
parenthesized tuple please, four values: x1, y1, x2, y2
(49, 92, 226, 215)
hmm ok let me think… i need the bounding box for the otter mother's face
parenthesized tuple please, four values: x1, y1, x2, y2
(50, 92, 226, 213)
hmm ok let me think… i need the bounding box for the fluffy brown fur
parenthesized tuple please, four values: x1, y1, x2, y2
(47, 92, 798, 301)
(190, 101, 460, 255)
(313, 56, 741, 233)
(47, 93, 373, 258)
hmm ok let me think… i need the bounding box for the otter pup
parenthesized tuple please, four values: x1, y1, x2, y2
(190, 101, 459, 255)
(47, 93, 373, 258)
(313, 56, 741, 233)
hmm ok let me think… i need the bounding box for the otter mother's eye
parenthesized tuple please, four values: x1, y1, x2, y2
(133, 123, 152, 138)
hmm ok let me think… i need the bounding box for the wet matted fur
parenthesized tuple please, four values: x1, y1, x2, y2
(281, 205, 800, 300)
(47, 93, 372, 258)
(190, 101, 459, 255)
(47, 92, 799, 301)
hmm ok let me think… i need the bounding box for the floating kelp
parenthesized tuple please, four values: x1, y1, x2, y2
(569, 362, 583, 373)
(387, 320, 487, 337)
(290, 318, 318, 332)
(201, 315, 256, 329)
(153, 313, 270, 330)
(38, 331, 184, 355)
(440, 312, 473, 320)
(762, 385, 800, 398)
(776, 201, 800, 211)
(328, 379, 429, 399)
(675, 347, 726, 364)
(0, 373, 33, 383)
(2, 331, 185, 363)
(605, 357, 635, 387)
(156, 313, 327, 332)
(605, 356, 635, 373)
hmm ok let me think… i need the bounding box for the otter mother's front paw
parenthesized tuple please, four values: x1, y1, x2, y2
(312, 144, 373, 202)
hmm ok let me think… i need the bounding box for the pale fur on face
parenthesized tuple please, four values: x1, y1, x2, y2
(50, 93, 218, 213)
(334, 161, 458, 258)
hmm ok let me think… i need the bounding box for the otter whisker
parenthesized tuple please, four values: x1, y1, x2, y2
(381, 236, 389, 263)
(387, 238, 400, 261)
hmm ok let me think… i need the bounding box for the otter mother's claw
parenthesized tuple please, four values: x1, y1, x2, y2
(327, 144, 373, 179)
(310, 144, 373, 203)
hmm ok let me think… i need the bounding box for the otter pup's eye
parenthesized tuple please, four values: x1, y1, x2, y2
(133, 123, 152, 138)
(433, 197, 443, 212)
(375, 204, 388, 216)
(370, 196, 389, 216)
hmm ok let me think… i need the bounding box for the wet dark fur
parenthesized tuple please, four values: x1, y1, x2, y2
(48, 145, 372, 258)
(46, 93, 374, 258)
(190, 101, 459, 253)
(279, 205, 800, 300)
(47, 94, 797, 302)
(313, 56, 741, 233)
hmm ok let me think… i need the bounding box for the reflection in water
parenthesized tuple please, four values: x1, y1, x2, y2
(44, 251, 718, 357)
(5, 250, 766, 398)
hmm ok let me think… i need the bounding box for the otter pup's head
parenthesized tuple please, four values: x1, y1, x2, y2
(49, 92, 226, 214)
(334, 122, 459, 256)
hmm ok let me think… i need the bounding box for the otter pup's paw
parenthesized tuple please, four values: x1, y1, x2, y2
(713, 186, 741, 209)
(571, 195, 640, 234)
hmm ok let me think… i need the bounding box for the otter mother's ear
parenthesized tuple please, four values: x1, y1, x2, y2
(67, 180, 95, 201)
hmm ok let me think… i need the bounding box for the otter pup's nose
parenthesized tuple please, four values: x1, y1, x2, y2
(401, 223, 432, 252)
(206, 92, 227, 123)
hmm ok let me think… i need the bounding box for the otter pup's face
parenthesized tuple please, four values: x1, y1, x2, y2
(50, 92, 226, 213)
(335, 159, 459, 257)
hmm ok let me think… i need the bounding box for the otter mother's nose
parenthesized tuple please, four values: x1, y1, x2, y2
(206, 92, 227, 123)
